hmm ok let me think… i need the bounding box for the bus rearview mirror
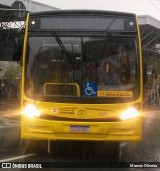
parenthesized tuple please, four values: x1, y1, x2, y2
(12, 38, 23, 62)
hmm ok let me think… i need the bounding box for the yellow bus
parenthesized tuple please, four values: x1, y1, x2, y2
(14, 10, 144, 152)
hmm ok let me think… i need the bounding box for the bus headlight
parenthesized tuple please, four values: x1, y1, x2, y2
(120, 107, 139, 120)
(23, 104, 41, 118)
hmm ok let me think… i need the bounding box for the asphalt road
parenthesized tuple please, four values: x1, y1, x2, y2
(0, 103, 160, 171)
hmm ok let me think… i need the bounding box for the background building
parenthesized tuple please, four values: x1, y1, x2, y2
(0, 0, 59, 101)
(0, 0, 160, 102)
(0, 0, 59, 12)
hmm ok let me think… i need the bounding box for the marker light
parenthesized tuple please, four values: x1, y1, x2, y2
(23, 104, 41, 118)
(120, 107, 139, 120)
(129, 22, 134, 26)
(31, 20, 35, 25)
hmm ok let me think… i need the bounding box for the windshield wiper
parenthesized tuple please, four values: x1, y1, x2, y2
(105, 17, 118, 38)
(98, 17, 118, 63)
(52, 32, 74, 64)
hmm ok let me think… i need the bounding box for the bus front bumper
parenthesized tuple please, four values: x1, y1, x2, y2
(21, 116, 142, 141)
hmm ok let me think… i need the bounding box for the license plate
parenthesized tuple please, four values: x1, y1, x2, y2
(70, 126, 90, 133)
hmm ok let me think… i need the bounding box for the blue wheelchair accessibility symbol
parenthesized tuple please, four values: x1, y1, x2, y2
(83, 82, 97, 97)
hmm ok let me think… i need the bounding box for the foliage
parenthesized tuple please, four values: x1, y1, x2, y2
(3, 62, 21, 79)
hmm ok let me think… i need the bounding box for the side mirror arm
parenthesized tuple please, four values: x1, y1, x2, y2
(143, 63, 147, 85)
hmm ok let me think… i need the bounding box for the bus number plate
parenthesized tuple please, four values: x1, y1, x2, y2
(70, 126, 90, 133)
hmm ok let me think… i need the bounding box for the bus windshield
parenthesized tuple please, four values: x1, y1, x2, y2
(25, 33, 139, 103)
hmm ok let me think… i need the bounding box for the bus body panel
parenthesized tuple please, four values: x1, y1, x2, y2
(21, 117, 142, 141)
(20, 10, 143, 142)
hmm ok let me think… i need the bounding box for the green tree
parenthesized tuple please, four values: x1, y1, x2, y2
(3, 62, 21, 79)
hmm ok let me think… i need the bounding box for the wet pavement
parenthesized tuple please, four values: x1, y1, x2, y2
(0, 101, 20, 118)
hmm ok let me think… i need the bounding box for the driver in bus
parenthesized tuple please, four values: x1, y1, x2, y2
(99, 61, 121, 85)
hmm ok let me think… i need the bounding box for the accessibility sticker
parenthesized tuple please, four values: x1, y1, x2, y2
(83, 82, 97, 97)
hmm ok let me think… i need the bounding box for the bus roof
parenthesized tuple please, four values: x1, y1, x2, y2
(30, 9, 136, 17)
